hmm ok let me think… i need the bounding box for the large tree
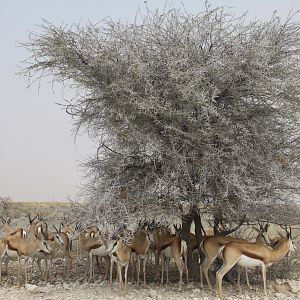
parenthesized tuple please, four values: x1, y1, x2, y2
(21, 5, 300, 274)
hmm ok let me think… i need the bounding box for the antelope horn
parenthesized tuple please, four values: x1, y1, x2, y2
(252, 226, 260, 233)
(37, 213, 43, 221)
(29, 215, 37, 224)
(53, 225, 59, 233)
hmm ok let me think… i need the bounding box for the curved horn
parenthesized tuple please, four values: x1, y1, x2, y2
(53, 225, 59, 233)
(252, 226, 260, 233)
(31, 215, 37, 224)
(37, 213, 43, 221)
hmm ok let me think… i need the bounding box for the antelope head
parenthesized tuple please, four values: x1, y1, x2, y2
(28, 214, 38, 225)
(1, 216, 11, 225)
(173, 224, 182, 238)
(253, 221, 270, 245)
(53, 225, 64, 246)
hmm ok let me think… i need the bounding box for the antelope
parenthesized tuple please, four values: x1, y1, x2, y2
(4, 214, 44, 279)
(237, 222, 270, 290)
(1, 216, 12, 237)
(58, 222, 76, 278)
(200, 222, 272, 290)
(160, 235, 188, 287)
(77, 225, 109, 282)
(2, 225, 52, 286)
(147, 222, 187, 291)
(107, 238, 132, 293)
(147, 221, 174, 277)
(129, 223, 153, 287)
(33, 225, 65, 282)
(216, 228, 297, 300)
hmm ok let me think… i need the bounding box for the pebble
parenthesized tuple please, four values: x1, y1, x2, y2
(148, 289, 157, 299)
(25, 283, 39, 293)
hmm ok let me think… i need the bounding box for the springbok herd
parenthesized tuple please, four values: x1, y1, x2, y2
(0, 215, 298, 300)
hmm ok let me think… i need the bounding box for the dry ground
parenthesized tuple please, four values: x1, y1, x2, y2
(0, 202, 299, 300)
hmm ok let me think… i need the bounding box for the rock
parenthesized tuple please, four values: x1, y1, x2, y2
(63, 282, 70, 290)
(148, 289, 157, 299)
(25, 283, 39, 293)
(273, 283, 288, 293)
(286, 280, 300, 294)
(274, 293, 286, 299)
(192, 288, 201, 294)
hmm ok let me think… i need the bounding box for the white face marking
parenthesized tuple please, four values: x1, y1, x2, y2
(147, 232, 154, 244)
(42, 241, 52, 254)
(106, 240, 117, 255)
(237, 255, 263, 268)
(261, 232, 271, 245)
(55, 234, 64, 246)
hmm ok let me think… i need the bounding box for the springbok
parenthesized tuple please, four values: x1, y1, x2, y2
(33, 226, 65, 282)
(160, 235, 188, 288)
(200, 222, 271, 290)
(237, 222, 270, 290)
(2, 225, 52, 286)
(216, 228, 296, 300)
(77, 225, 109, 282)
(146, 222, 188, 291)
(129, 223, 153, 287)
(107, 238, 132, 293)
(4, 214, 44, 280)
(58, 222, 76, 278)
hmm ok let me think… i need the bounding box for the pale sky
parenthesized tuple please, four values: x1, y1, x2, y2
(1, 0, 299, 202)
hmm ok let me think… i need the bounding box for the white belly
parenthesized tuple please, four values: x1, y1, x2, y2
(237, 255, 263, 268)
(91, 245, 107, 257)
(161, 247, 173, 259)
(6, 249, 18, 259)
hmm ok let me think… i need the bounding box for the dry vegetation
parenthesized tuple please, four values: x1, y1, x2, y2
(0, 202, 299, 300)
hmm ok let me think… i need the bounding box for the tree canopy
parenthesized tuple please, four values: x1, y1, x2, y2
(21, 6, 300, 233)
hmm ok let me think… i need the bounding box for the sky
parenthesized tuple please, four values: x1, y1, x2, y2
(1, 0, 299, 202)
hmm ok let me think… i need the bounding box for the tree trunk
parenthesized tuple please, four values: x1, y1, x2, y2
(181, 207, 204, 280)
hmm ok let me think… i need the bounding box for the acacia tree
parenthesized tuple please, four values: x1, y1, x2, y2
(21, 6, 300, 275)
